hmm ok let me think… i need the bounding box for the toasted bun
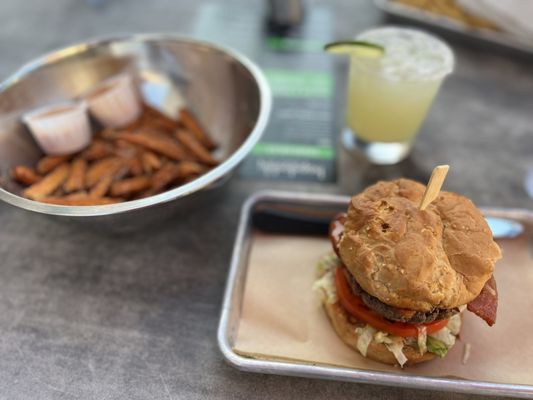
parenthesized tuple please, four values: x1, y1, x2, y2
(339, 179, 502, 311)
(323, 300, 435, 366)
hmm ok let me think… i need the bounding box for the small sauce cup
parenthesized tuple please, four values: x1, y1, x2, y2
(22, 100, 91, 155)
(85, 74, 142, 128)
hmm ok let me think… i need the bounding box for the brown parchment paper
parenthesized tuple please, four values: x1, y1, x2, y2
(234, 230, 533, 385)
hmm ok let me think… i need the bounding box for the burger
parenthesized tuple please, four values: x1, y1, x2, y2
(314, 179, 502, 366)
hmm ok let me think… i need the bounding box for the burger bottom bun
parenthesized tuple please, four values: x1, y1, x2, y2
(323, 300, 437, 366)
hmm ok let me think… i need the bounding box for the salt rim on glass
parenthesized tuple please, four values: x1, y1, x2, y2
(22, 100, 92, 156)
(85, 73, 142, 129)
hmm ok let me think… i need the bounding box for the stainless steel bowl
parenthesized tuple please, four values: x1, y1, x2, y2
(0, 34, 271, 223)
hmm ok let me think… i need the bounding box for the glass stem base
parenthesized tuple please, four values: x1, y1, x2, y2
(342, 128, 412, 165)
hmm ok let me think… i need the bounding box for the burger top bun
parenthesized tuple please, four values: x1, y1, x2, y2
(339, 179, 502, 312)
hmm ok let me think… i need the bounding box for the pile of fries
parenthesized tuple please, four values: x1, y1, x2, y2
(12, 105, 219, 205)
(393, 0, 500, 31)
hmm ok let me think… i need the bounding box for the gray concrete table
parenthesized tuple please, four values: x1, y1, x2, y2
(0, 0, 531, 399)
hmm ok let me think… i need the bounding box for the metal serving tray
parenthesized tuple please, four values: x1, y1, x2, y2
(217, 190, 533, 398)
(374, 0, 533, 56)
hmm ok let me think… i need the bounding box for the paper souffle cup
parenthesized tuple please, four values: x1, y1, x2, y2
(22, 100, 91, 156)
(85, 74, 142, 128)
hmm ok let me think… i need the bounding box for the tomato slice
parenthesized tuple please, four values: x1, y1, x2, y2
(334, 267, 448, 337)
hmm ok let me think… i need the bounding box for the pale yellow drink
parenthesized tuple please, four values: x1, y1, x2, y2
(347, 70, 443, 143)
(345, 27, 454, 163)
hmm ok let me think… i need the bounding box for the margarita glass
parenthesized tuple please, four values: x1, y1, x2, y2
(344, 27, 454, 164)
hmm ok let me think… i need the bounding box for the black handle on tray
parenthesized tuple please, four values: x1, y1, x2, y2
(252, 208, 331, 236)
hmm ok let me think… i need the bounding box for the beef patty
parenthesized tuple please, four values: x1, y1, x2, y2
(343, 268, 459, 324)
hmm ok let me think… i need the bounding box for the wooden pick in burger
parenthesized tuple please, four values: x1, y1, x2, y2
(419, 165, 450, 210)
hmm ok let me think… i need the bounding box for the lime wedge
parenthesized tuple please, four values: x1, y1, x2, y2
(324, 40, 384, 58)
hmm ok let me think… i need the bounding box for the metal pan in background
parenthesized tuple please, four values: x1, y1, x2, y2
(217, 190, 533, 398)
(374, 0, 533, 57)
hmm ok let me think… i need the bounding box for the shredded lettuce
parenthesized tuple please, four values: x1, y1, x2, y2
(316, 253, 338, 276)
(426, 336, 449, 358)
(462, 343, 472, 364)
(429, 327, 456, 347)
(373, 331, 407, 367)
(385, 337, 408, 367)
(417, 326, 427, 355)
(447, 313, 462, 335)
(312, 269, 337, 304)
(374, 331, 392, 344)
(355, 325, 376, 357)
(313, 254, 340, 304)
(425, 315, 461, 358)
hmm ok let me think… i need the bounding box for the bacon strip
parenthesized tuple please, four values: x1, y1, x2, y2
(329, 213, 347, 258)
(467, 275, 498, 326)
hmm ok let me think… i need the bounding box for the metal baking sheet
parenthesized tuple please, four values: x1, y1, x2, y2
(217, 190, 533, 398)
(374, 0, 533, 56)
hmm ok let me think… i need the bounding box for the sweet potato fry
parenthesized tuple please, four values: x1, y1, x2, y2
(176, 161, 207, 180)
(144, 104, 171, 119)
(144, 105, 180, 131)
(148, 163, 180, 194)
(110, 176, 151, 197)
(40, 196, 121, 205)
(152, 119, 180, 133)
(127, 156, 144, 176)
(63, 158, 87, 193)
(89, 174, 113, 198)
(23, 163, 71, 200)
(81, 140, 114, 161)
(116, 132, 186, 161)
(179, 108, 216, 150)
(37, 155, 70, 174)
(12, 166, 41, 185)
(141, 151, 162, 173)
(64, 191, 89, 200)
(114, 165, 131, 182)
(175, 129, 218, 166)
(114, 139, 138, 150)
(97, 127, 121, 140)
(86, 157, 124, 187)
(51, 186, 66, 197)
(142, 161, 207, 197)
